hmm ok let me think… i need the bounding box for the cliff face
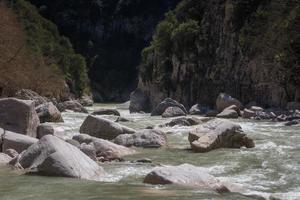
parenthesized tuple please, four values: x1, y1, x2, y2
(0, 0, 89, 100)
(137, 0, 300, 109)
(28, 0, 180, 102)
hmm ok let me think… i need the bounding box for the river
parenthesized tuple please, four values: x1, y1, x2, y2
(0, 103, 299, 200)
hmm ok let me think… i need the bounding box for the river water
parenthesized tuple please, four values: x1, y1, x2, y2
(0, 104, 299, 200)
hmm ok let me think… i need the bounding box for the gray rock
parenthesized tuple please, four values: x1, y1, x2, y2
(2, 131, 38, 153)
(189, 104, 212, 115)
(4, 149, 19, 158)
(151, 98, 187, 116)
(0, 98, 40, 137)
(80, 115, 136, 140)
(115, 117, 131, 122)
(79, 95, 94, 107)
(242, 109, 256, 119)
(0, 153, 12, 165)
(189, 119, 254, 153)
(129, 89, 150, 113)
(284, 120, 299, 126)
(144, 164, 230, 193)
(57, 101, 88, 113)
(73, 134, 135, 160)
(92, 108, 120, 116)
(217, 109, 238, 119)
(159, 117, 203, 127)
(216, 93, 242, 112)
(250, 106, 264, 112)
(35, 102, 63, 123)
(114, 129, 167, 148)
(162, 107, 187, 118)
(19, 135, 105, 181)
(37, 124, 54, 139)
(80, 143, 97, 161)
(14, 89, 48, 107)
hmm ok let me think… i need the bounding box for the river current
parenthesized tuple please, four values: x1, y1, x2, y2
(0, 103, 299, 200)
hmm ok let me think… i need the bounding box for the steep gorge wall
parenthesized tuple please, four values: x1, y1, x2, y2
(137, 0, 300, 110)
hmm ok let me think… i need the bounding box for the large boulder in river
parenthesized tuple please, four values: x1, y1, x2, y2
(92, 108, 120, 116)
(162, 107, 187, 118)
(80, 115, 136, 140)
(2, 131, 38, 153)
(144, 164, 230, 193)
(79, 95, 94, 107)
(0, 98, 40, 137)
(37, 124, 54, 139)
(14, 89, 48, 107)
(217, 109, 239, 119)
(35, 102, 63, 123)
(73, 134, 135, 160)
(151, 98, 187, 116)
(159, 117, 204, 128)
(114, 129, 167, 148)
(188, 119, 254, 153)
(19, 135, 105, 180)
(216, 93, 242, 112)
(129, 89, 150, 113)
(57, 100, 88, 113)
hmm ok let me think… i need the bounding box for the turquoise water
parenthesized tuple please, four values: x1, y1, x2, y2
(0, 104, 299, 200)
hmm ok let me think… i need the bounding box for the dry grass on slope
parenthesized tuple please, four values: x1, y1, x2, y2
(0, 1, 67, 99)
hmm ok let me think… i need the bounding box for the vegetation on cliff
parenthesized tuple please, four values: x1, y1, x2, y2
(0, 0, 89, 99)
(139, 0, 300, 108)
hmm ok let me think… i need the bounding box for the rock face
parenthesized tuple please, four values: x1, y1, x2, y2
(135, 1, 300, 109)
(129, 89, 151, 113)
(0, 98, 40, 137)
(19, 135, 105, 180)
(80, 115, 136, 140)
(162, 106, 187, 118)
(144, 164, 230, 193)
(14, 89, 48, 107)
(2, 131, 38, 153)
(114, 129, 167, 148)
(92, 109, 120, 116)
(151, 98, 187, 116)
(188, 119, 254, 153)
(73, 134, 135, 160)
(57, 101, 88, 113)
(36, 102, 63, 123)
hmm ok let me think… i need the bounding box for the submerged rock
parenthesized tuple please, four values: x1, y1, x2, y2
(57, 101, 88, 113)
(0, 98, 40, 137)
(73, 134, 135, 160)
(35, 102, 63, 123)
(114, 129, 167, 148)
(19, 135, 105, 180)
(80, 115, 136, 140)
(151, 98, 187, 116)
(2, 131, 38, 153)
(188, 119, 254, 153)
(216, 93, 242, 112)
(144, 164, 230, 193)
(92, 108, 120, 116)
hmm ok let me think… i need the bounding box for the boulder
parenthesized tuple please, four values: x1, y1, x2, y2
(189, 104, 212, 115)
(129, 89, 150, 113)
(4, 149, 19, 158)
(0, 153, 12, 165)
(188, 119, 254, 153)
(114, 129, 167, 148)
(14, 89, 48, 107)
(242, 109, 256, 119)
(159, 117, 203, 127)
(80, 143, 97, 161)
(2, 131, 38, 153)
(249, 106, 264, 112)
(151, 98, 187, 116)
(0, 98, 39, 137)
(19, 135, 105, 180)
(216, 93, 242, 112)
(144, 164, 230, 193)
(57, 101, 88, 113)
(92, 108, 120, 116)
(162, 107, 187, 118)
(79, 95, 94, 107)
(37, 124, 54, 139)
(284, 120, 299, 126)
(80, 115, 136, 140)
(35, 102, 63, 123)
(73, 134, 135, 160)
(217, 109, 238, 119)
